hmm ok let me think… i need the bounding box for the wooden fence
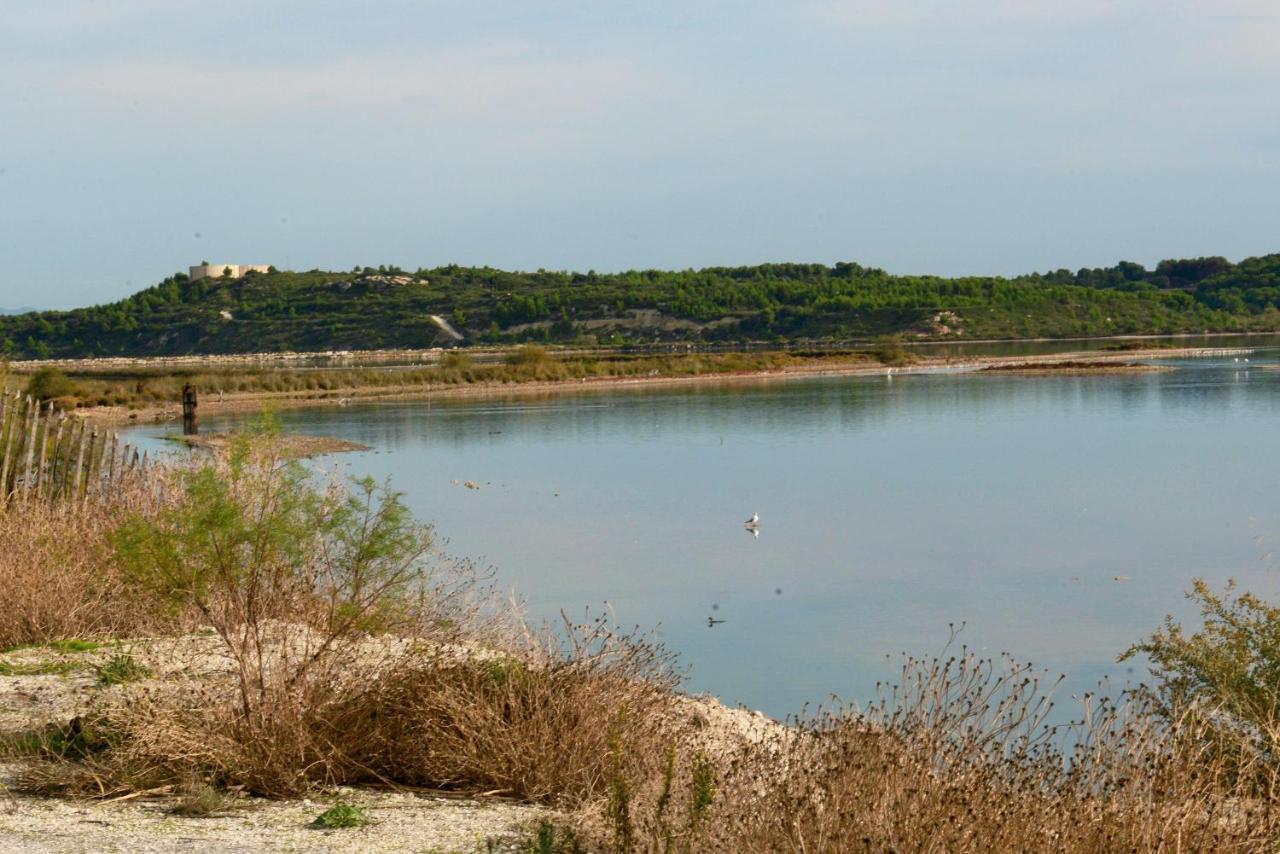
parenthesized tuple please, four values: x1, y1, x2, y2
(0, 391, 150, 508)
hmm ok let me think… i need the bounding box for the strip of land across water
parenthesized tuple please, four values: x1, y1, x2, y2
(1, 342, 1243, 428)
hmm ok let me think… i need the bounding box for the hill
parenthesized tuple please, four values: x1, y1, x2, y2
(2, 255, 1279, 359)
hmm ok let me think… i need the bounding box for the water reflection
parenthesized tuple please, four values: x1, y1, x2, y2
(128, 353, 1280, 720)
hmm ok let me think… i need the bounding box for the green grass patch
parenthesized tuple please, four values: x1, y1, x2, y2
(94, 652, 151, 686)
(0, 660, 77, 677)
(47, 639, 104, 653)
(0, 638, 104, 654)
(523, 820, 585, 854)
(310, 800, 372, 829)
(1, 719, 112, 760)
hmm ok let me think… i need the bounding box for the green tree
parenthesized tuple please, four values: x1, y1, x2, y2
(26, 366, 78, 402)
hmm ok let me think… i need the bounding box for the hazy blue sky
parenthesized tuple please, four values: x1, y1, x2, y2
(2, 1, 1277, 308)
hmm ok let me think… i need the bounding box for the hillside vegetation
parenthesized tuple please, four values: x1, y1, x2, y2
(3, 254, 1280, 358)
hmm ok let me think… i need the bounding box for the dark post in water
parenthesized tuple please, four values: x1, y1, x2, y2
(182, 384, 199, 435)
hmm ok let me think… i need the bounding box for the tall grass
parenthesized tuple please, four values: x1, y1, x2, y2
(0, 487, 184, 649)
(683, 649, 1280, 851)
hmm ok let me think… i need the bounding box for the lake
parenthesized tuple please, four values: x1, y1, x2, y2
(128, 351, 1280, 720)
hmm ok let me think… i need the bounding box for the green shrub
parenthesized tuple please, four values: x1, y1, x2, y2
(505, 345, 549, 367)
(95, 652, 151, 686)
(310, 800, 371, 829)
(441, 350, 473, 371)
(869, 335, 911, 366)
(1124, 580, 1280, 780)
(26, 367, 78, 402)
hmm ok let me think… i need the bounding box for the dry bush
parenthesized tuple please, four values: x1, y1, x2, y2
(28, 610, 681, 802)
(0, 495, 183, 649)
(357, 613, 681, 803)
(669, 647, 1280, 853)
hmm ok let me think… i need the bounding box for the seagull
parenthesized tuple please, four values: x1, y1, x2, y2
(744, 512, 760, 528)
(707, 617, 725, 627)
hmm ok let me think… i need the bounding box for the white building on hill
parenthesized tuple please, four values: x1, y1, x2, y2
(189, 263, 272, 281)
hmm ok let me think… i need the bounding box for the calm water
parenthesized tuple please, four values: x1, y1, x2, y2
(129, 352, 1280, 719)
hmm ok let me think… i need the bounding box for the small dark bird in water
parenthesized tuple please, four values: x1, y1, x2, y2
(707, 617, 725, 627)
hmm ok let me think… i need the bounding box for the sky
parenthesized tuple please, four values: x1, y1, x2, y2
(1, 1, 1277, 309)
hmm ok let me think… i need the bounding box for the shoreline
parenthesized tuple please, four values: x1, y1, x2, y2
(4, 329, 1276, 374)
(66, 345, 1243, 428)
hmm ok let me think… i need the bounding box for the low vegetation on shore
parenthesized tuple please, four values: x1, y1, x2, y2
(0, 430, 1278, 850)
(3, 348, 890, 414)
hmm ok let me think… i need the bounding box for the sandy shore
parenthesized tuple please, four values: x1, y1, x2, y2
(66, 346, 1243, 428)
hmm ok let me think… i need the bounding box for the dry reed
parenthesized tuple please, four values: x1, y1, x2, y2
(0, 493, 184, 649)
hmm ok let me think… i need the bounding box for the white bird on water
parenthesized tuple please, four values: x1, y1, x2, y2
(744, 512, 760, 529)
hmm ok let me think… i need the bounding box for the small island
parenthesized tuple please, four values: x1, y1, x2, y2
(163, 431, 370, 458)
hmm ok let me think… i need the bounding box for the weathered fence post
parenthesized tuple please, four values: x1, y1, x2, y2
(182, 384, 199, 435)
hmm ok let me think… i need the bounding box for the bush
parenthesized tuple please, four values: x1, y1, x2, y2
(440, 350, 473, 372)
(91, 435, 486, 795)
(869, 335, 911, 366)
(505, 345, 550, 367)
(1123, 579, 1280, 789)
(95, 652, 151, 686)
(310, 800, 371, 829)
(362, 618, 680, 804)
(26, 367, 78, 403)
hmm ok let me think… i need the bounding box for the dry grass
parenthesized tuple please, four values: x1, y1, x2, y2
(603, 647, 1280, 852)
(0, 498, 185, 649)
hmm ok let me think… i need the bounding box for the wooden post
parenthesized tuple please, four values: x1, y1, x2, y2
(55, 417, 79, 502)
(75, 427, 94, 506)
(0, 392, 15, 503)
(44, 413, 66, 502)
(34, 402, 55, 501)
(182, 384, 199, 435)
(21, 397, 39, 501)
(104, 434, 119, 503)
